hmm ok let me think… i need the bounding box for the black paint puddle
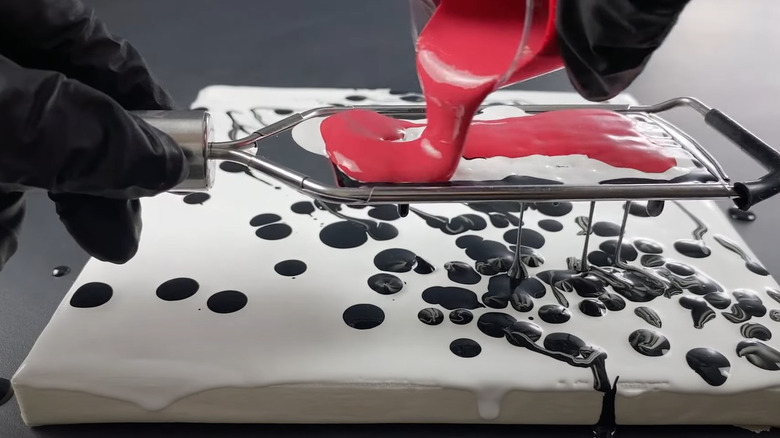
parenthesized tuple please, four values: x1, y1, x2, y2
(538, 219, 563, 232)
(502, 228, 545, 249)
(538, 304, 571, 324)
(482, 275, 546, 312)
(291, 201, 316, 215)
(0, 378, 13, 406)
(722, 290, 767, 323)
(455, 235, 513, 275)
(444, 261, 482, 285)
(741, 322, 772, 341)
(250, 214, 293, 240)
(70, 282, 113, 308)
(318, 204, 399, 249)
(634, 306, 662, 328)
(183, 193, 210, 205)
(52, 265, 71, 277)
(343, 304, 385, 329)
(579, 298, 608, 317)
(367, 273, 404, 295)
(736, 340, 780, 370)
(274, 260, 307, 277)
(368, 205, 402, 221)
(422, 286, 484, 310)
(156, 278, 199, 301)
(374, 249, 417, 272)
(206, 290, 248, 314)
(449, 309, 474, 325)
(533, 202, 573, 217)
(599, 240, 638, 262)
(679, 296, 716, 329)
(633, 239, 664, 254)
(450, 338, 482, 358)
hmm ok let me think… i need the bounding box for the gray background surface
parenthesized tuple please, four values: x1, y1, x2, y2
(1, 0, 780, 436)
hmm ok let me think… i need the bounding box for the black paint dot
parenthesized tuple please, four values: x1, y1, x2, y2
(183, 193, 210, 205)
(70, 282, 113, 308)
(418, 307, 444, 325)
(220, 161, 250, 173)
(477, 312, 517, 337)
(538, 305, 571, 324)
(449, 309, 474, 325)
(291, 201, 316, 215)
(374, 248, 417, 272)
(320, 221, 368, 249)
(367, 273, 404, 295)
(579, 298, 608, 317)
(450, 338, 482, 358)
(686, 348, 730, 386)
(255, 223, 293, 240)
(535, 202, 573, 217)
(343, 304, 385, 329)
(274, 108, 293, 115)
(544, 333, 585, 356)
(274, 260, 307, 277)
(0, 378, 12, 407)
(250, 213, 282, 227)
(423, 286, 484, 310)
(52, 265, 71, 277)
(207, 290, 247, 314)
(538, 219, 563, 232)
(345, 95, 367, 101)
(368, 205, 402, 221)
(444, 261, 482, 285)
(503, 228, 545, 249)
(592, 222, 621, 237)
(156, 278, 199, 301)
(629, 329, 671, 357)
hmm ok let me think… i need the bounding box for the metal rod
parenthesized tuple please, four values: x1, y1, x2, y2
(613, 201, 632, 266)
(508, 203, 527, 280)
(579, 201, 596, 272)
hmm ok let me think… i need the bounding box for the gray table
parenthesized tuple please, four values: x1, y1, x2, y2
(2, 1, 780, 436)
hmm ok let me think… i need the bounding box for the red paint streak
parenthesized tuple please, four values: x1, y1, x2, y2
(322, 109, 678, 181)
(325, 0, 645, 183)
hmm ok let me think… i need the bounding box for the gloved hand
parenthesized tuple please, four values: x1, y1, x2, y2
(409, 0, 691, 101)
(0, 0, 188, 270)
(556, 0, 691, 101)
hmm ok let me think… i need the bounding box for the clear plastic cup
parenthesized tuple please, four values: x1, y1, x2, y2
(409, 0, 562, 88)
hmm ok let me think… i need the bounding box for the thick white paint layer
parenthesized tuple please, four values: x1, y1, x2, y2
(12, 87, 780, 426)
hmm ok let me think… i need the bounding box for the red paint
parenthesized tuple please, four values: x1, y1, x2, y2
(325, 0, 613, 183)
(322, 109, 678, 183)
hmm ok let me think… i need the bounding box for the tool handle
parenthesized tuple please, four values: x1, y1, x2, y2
(133, 109, 214, 192)
(704, 108, 780, 210)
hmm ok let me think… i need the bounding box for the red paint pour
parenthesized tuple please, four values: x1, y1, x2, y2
(323, 0, 672, 183)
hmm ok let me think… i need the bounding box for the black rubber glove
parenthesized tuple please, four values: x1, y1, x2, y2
(556, 0, 691, 101)
(0, 0, 188, 270)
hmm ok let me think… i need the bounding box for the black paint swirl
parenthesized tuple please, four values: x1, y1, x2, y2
(736, 340, 780, 371)
(449, 309, 474, 325)
(367, 273, 404, 295)
(686, 348, 731, 386)
(679, 296, 716, 329)
(633, 239, 664, 254)
(634, 306, 662, 328)
(418, 307, 444, 325)
(740, 323, 772, 341)
(628, 329, 670, 357)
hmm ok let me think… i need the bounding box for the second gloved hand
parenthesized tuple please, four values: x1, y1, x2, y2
(0, 0, 188, 270)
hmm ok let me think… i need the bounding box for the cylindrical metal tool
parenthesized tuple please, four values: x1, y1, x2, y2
(135, 110, 214, 192)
